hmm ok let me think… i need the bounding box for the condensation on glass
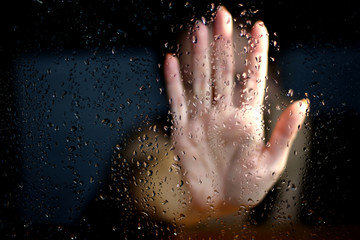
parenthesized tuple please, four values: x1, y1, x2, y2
(1, 1, 360, 239)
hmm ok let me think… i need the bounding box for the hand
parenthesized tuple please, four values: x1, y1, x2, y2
(163, 7, 309, 211)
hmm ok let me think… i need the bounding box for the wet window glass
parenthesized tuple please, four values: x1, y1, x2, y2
(1, 0, 360, 239)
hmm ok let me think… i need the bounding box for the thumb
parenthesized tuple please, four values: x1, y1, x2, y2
(262, 99, 309, 173)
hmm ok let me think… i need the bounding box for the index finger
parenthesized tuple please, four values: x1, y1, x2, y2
(242, 21, 269, 107)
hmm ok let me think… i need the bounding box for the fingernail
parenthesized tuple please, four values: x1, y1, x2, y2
(166, 53, 174, 60)
(252, 20, 264, 29)
(214, 6, 232, 36)
(218, 5, 227, 11)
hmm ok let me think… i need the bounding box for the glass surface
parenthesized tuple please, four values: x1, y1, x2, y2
(1, 0, 360, 239)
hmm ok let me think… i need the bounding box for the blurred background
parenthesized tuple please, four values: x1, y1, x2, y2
(1, 0, 360, 238)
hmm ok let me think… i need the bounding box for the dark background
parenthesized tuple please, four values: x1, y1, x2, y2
(1, 0, 360, 238)
(1, 0, 359, 52)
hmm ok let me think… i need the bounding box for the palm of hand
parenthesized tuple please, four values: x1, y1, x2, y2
(174, 105, 266, 208)
(164, 7, 308, 211)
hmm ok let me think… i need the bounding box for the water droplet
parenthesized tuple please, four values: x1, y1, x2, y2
(177, 180, 184, 187)
(68, 146, 76, 152)
(117, 117, 123, 124)
(307, 209, 314, 216)
(192, 35, 197, 44)
(177, 214, 186, 220)
(99, 194, 106, 201)
(171, 163, 181, 172)
(129, 57, 137, 62)
(141, 211, 149, 217)
(101, 118, 110, 125)
(201, 16, 207, 24)
(287, 89, 294, 97)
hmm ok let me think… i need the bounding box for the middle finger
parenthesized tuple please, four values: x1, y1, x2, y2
(212, 6, 234, 108)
